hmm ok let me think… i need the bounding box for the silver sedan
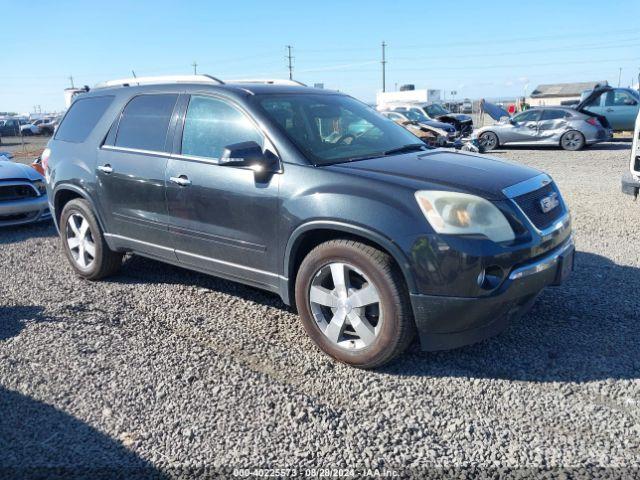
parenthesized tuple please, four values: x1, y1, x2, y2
(474, 107, 612, 151)
(0, 158, 51, 226)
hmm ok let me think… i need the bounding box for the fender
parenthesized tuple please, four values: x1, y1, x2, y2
(281, 220, 417, 305)
(52, 183, 107, 237)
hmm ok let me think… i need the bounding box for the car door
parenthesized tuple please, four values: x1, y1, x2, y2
(602, 90, 639, 131)
(96, 93, 180, 260)
(536, 109, 570, 143)
(502, 109, 542, 144)
(165, 94, 281, 289)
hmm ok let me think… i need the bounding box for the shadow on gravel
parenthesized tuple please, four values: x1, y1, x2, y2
(387, 251, 640, 383)
(114, 254, 290, 311)
(0, 222, 56, 245)
(0, 306, 57, 341)
(0, 387, 164, 479)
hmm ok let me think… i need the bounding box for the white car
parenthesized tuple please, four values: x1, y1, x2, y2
(621, 109, 640, 198)
(20, 119, 43, 136)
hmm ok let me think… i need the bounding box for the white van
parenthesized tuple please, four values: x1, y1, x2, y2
(621, 109, 640, 198)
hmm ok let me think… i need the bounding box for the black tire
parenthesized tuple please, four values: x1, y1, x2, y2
(295, 239, 415, 369)
(560, 130, 585, 151)
(479, 131, 499, 151)
(59, 198, 123, 280)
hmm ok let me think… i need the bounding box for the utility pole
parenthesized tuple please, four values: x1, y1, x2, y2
(192, 61, 198, 75)
(285, 45, 294, 80)
(381, 41, 387, 92)
(69, 75, 75, 88)
(618, 67, 622, 87)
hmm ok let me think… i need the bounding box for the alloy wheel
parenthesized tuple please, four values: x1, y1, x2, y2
(66, 213, 96, 269)
(309, 262, 383, 350)
(562, 131, 582, 150)
(480, 132, 497, 150)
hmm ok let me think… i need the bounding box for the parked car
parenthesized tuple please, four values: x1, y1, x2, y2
(0, 118, 27, 137)
(46, 75, 574, 368)
(37, 118, 60, 136)
(380, 102, 474, 137)
(621, 108, 640, 198)
(20, 120, 42, 136)
(474, 107, 612, 151)
(380, 110, 455, 146)
(461, 98, 473, 114)
(0, 158, 51, 226)
(578, 86, 640, 131)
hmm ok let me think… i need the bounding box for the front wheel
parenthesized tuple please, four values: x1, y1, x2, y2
(478, 131, 499, 151)
(560, 130, 585, 151)
(295, 240, 415, 369)
(59, 198, 123, 280)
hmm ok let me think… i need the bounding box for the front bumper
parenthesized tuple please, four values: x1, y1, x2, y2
(411, 236, 574, 351)
(621, 171, 640, 198)
(0, 194, 51, 226)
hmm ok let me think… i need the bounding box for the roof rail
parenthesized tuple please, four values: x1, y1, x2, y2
(227, 78, 307, 87)
(95, 74, 225, 89)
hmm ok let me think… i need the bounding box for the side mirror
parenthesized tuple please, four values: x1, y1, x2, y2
(220, 141, 279, 178)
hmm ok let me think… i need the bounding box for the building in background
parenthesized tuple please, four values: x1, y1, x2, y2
(528, 81, 608, 107)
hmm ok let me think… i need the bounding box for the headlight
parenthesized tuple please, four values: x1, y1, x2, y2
(32, 180, 47, 195)
(415, 190, 515, 242)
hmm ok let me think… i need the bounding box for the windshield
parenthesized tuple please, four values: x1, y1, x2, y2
(424, 104, 449, 117)
(256, 94, 425, 165)
(402, 109, 429, 122)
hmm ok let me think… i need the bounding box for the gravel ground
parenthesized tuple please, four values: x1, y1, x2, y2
(1, 142, 639, 479)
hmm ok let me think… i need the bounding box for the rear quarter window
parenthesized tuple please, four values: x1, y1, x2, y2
(55, 95, 114, 143)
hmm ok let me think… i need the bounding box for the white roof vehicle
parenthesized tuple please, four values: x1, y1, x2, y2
(621, 108, 640, 198)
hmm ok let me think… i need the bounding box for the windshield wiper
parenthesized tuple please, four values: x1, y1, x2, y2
(382, 144, 428, 156)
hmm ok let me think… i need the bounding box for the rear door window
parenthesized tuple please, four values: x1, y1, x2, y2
(540, 110, 568, 121)
(55, 95, 114, 143)
(115, 94, 178, 152)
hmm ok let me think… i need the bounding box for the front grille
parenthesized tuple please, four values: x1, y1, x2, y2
(0, 183, 37, 202)
(513, 183, 565, 230)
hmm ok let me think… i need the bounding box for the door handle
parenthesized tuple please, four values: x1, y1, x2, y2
(97, 164, 113, 174)
(605, 108, 614, 112)
(527, 124, 537, 129)
(169, 175, 192, 186)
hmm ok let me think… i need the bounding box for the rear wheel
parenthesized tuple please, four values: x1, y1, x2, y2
(478, 131, 499, 151)
(60, 198, 123, 280)
(560, 130, 585, 151)
(295, 239, 415, 369)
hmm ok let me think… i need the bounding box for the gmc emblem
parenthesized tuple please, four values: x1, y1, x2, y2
(539, 192, 560, 213)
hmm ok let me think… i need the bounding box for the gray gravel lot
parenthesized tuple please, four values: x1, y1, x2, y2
(1, 142, 639, 478)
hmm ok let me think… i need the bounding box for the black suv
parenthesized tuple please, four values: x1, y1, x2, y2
(45, 77, 574, 368)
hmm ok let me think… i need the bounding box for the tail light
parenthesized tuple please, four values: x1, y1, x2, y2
(585, 117, 599, 127)
(41, 148, 51, 173)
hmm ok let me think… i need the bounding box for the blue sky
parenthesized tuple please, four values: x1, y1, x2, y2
(2, 0, 639, 113)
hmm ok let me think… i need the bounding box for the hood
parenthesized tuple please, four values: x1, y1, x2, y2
(419, 120, 455, 132)
(481, 101, 510, 121)
(329, 150, 541, 199)
(436, 113, 473, 124)
(0, 160, 42, 181)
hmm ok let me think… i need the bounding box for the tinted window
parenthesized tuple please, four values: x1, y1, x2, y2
(181, 95, 263, 159)
(55, 96, 114, 143)
(541, 110, 569, 121)
(115, 94, 178, 152)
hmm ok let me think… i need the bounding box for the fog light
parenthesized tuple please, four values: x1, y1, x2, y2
(478, 265, 505, 291)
